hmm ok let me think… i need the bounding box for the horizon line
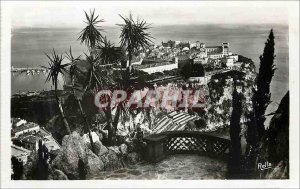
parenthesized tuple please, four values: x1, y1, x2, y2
(12, 22, 289, 30)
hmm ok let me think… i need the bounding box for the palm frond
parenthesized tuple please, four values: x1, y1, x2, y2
(78, 9, 104, 48)
(118, 13, 154, 54)
(44, 49, 68, 87)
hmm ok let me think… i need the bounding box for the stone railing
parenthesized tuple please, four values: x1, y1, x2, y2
(143, 131, 230, 163)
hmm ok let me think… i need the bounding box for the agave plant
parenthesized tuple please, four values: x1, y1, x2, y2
(78, 9, 104, 50)
(117, 13, 153, 71)
(42, 49, 71, 134)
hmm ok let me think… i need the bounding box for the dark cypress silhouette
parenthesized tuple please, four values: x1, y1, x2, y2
(37, 140, 49, 180)
(244, 110, 259, 177)
(254, 29, 276, 139)
(228, 82, 242, 179)
(11, 157, 23, 180)
(259, 91, 289, 179)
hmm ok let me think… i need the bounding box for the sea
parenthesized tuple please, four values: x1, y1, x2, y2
(11, 24, 289, 119)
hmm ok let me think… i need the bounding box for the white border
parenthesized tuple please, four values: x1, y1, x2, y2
(1, 1, 299, 188)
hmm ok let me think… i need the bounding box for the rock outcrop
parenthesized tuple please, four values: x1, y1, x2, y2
(53, 131, 93, 179)
(52, 131, 133, 179)
(52, 169, 68, 180)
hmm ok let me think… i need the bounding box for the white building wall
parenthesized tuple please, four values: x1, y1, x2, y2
(140, 63, 178, 74)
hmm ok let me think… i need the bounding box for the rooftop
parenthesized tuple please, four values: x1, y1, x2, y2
(20, 135, 40, 144)
(11, 144, 31, 157)
(12, 122, 40, 134)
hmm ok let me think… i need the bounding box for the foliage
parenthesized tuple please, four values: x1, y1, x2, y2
(95, 37, 125, 65)
(254, 29, 276, 139)
(43, 49, 69, 87)
(43, 49, 71, 134)
(37, 140, 49, 180)
(118, 13, 153, 66)
(258, 92, 289, 178)
(11, 157, 23, 180)
(180, 62, 205, 79)
(68, 48, 96, 154)
(78, 9, 104, 48)
(228, 83, 243, 179)
(194, 119, 207, 129)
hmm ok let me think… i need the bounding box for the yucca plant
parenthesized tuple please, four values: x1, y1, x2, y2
(78, 9, 104, 51)
(96, 36, 125, 65)
(65, 47, 96, 153)
(117, 13, 153, 71)
(42, 49, 71, 134)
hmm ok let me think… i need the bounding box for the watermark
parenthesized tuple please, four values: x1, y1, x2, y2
(94, 88, 206, 111)
(257, 161, 272, 171)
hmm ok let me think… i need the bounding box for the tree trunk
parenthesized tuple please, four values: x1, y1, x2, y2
(113, 106, 121, 136)
(77, 99, 96, 153)
(105, 105, 116, 146)
(54, 81, 71, 134)
(128, 51, 132, 72)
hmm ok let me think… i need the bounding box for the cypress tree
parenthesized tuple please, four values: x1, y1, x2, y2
(11, 157, 23, 180)
(228, 82, 242, 179)
(254, 29, 276, 139)
(37, 140, 49, 180)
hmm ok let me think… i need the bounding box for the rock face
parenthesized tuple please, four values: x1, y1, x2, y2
(265, 160, 288, 179)
(53, 131, 102, 179)
(94, 141, 108, 157)
(108, 146, 121, 155)
(52, 169, 68, 180)
(52, 131, 133, 179)
(85, 150, 104, 177)
(126, 152, 141, 165)
(102, 149, 124, 171)
(119, 144, 128, 155)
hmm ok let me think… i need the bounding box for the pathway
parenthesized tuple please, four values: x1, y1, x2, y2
(90, 154, 227, 180)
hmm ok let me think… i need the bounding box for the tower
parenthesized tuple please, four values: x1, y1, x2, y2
(222, 42, 229, 55)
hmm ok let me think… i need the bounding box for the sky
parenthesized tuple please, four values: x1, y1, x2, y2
(6, 1, 289, 28)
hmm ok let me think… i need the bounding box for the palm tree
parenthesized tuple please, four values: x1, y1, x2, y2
(118, 13, 153, 71)
(66, 47, 96, 153)
(95, 36, 124, 66)
(95, 38, 126, 145)
(43, 49, 71, 134)
(84, 52, 111, 92)
(78, 9, 104, 52)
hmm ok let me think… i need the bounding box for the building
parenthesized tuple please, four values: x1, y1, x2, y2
(11, 144, 31, 165)
(15, 127, 61, 152)
(222, 58, 235, 67)
(135, 61, 178, 74)
(12, 122, 40, 138)
(194, 42, 231, 60)
(19, 135, 40, 151)
(162, 40, 176, 48)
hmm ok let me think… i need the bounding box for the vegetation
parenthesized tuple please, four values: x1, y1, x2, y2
(180, 62, 205, 79)
(67, 47, 96, 153)
(11, 157, 23, 180)
(78, 9, 104, 50)
(259, 91, 289, 178)
(37, 140, 49, 180)
(43, 49, 71, 134)
(228, 82, 243, 179)
(254, 29, 276, 140)
(34, 8, 285, 180)
(96, 37, 125, 65)
(118, 13, 153, 71)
